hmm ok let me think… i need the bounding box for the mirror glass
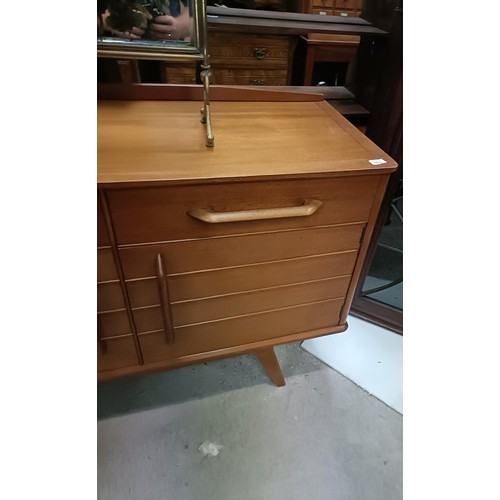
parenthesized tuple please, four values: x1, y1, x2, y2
(97, 0, 205, 59)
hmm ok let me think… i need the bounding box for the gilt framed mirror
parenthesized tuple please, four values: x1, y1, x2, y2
(97, 0, 214, 146)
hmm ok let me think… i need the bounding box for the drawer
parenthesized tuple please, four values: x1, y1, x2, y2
(312, 0, 334, 8)
(125, 250, 358, 306)
(119, 224, 364, 279)
(106, 177, 380, 245)
(335, 0, 360, 10)
(138, 298, 344, 362)
(167, 66, 286, 86)
(97, 335, 140, 372)
(97, 281, 126, 312)
(312, 8, 334, 15)
(165, 63, 197, 84)
(209, 68, 288, 86)
(209, 33, 290, 68)
(97, 248, 119, 282)
(98, 309, 132, 338)
(334, 9, 359, 17)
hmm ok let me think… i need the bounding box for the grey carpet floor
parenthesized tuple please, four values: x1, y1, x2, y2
(98, 342, 402, 500)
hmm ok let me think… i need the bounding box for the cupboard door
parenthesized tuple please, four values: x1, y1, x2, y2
(138, 298, 345, 363)
(97, 190, 142, 374)
(97, 335, 140, 372)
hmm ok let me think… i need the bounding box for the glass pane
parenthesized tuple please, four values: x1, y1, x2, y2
(361, 186, 403, 310)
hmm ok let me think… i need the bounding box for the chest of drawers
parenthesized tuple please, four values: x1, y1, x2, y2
(304, 0, 362, 17)
(166, 32, 293, 85)
(97, 93, 397, 385)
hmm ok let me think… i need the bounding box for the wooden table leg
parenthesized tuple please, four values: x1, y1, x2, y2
(255, 347, 286, 387)
(303, 45, 316, 86)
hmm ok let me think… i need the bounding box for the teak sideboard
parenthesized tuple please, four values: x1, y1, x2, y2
(97, 85, 397, 386)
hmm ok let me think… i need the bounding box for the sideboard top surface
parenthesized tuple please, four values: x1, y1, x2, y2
(97, 100, 397, 187)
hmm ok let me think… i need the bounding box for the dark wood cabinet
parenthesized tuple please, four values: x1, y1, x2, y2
(166, 31, 294, 85)
(300, 0, 362, 16)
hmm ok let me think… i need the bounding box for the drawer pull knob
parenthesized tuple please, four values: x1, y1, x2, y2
(156, 254, 175, 344)
(188, 199, 322, 224)
(253, 47, 269, 59)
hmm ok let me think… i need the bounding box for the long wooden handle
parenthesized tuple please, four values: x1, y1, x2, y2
(156, 254, 175, 344)
(188, 199, 322, 224)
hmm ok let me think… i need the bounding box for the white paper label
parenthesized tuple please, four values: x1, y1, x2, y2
(369, 159, 387, 165)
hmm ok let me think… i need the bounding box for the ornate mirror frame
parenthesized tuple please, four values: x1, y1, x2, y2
(97, 0, 214, 147)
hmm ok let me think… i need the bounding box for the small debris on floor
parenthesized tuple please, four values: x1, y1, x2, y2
(198, 441, 223, 457)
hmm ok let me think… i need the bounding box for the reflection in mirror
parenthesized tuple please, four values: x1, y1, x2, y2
(97, 0, 213, 147)
(97, 0, 194, 44)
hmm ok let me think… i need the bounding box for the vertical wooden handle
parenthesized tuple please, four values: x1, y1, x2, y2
(156, 254, 175, 344)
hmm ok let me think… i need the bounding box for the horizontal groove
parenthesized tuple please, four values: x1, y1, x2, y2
(137, 328, 164, 337)
(125, 276, 157, 283)
(97, 279, 120, 285)
(97, 245, 112, 250)
(167, 249, 358, 278)
(171, 275, 351, 305)
(122, 250, 358, 282)
(118, 221, 365, 248)
(131, 304, 160, 312)
(175, 297, 344, 329)
(97, 307, 127, 315)
(98, 333, 133, 341)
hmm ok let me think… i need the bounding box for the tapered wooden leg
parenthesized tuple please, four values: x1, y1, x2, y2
(255, 347, 286, 387)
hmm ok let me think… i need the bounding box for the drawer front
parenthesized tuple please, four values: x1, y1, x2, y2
(97, 248, 119, 282)
(165, 64, 197, 84)
(334, 9, 359, 17)
(209, 68, 288, 86)
(312, 0, 334, 8)
(98, 310, 132, 339)
(98, 281, 126, 312)
(312, 8, 334, 15)
(126, 250, 358, 306)
(209, 33, 290, 68)
(97, 335, 139, 372)
(166, 64, 289, 86)
(171, 276, 351, 327)
(335, 0, 360, 10)
(309, 0, 360, 14)
(138, 298, 344, 362)
(107, 177, 379, 245)
(119, 224, 363, 279)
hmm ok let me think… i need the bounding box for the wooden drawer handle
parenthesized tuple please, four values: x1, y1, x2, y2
(156, 254, 175, 344)
(188, 199, 322, 224)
